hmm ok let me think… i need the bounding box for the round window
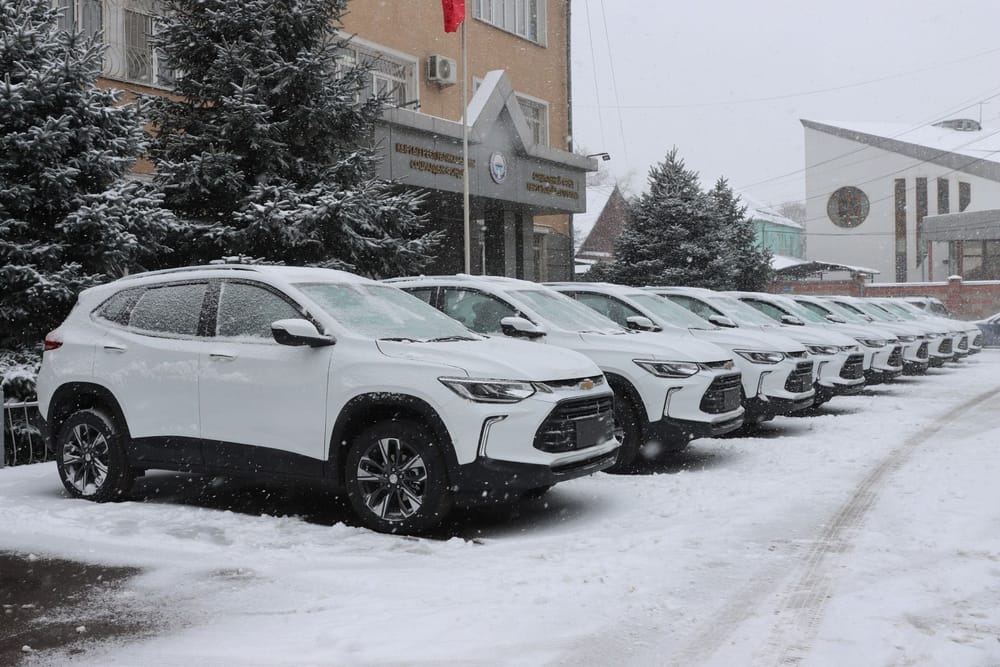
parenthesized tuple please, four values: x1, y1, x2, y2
(827, 186, 870, 228)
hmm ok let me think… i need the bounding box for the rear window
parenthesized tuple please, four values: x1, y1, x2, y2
(128, 283, 208, 336)
(94, 288, 142, 326)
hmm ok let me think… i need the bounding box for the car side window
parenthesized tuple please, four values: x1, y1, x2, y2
(668, 295, 721, 321)
(742, 299, 786, 322)
(573, 293, 641, 328)
(128, 283, 208, 336)
(94, 288, 142, 326)
(406, 287, 436, 305)
(216, 281, 303, 339)
(440, 288, 517, 334)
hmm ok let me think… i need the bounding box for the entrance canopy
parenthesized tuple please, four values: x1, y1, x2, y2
(772, 255, 880, 278)
(921, 209, 1000, 242)
(375, 70, 596, 216)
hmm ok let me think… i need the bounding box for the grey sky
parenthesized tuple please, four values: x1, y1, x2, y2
(570, 0, 1000, 207)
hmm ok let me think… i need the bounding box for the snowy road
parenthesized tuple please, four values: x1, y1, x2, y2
(3, 352, 1000, 666)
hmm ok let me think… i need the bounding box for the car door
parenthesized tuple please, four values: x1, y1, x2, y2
(93, 280, 210, 468)
(198, 279, 332, 475)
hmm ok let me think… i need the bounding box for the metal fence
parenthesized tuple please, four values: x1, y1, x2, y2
(1, 388, 48, 468)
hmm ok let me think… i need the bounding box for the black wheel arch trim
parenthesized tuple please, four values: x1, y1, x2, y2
(603, 372, 648, 430)
(46, 382, 130, 450)
(327, 393, 459, 486)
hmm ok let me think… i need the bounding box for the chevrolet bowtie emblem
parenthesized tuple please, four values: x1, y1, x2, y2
(724, 361, 734, 370)
(579, 379, 595, 390)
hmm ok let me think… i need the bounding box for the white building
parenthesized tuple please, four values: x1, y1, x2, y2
(802, 118, 1000, 282)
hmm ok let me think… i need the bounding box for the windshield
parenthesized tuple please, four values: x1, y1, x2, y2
(875, 301, 917, 320)
(628, 293, 717, 329)
(706, 296, 780, 327)
(296, 283, 477, 341)
(819, 299, 871, 324)
(774, 297, 830, 324)
(510, 289, 623, 333)
(852, 300, 901, 322)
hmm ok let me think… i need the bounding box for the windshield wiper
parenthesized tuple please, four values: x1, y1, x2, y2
(379, 336, 423, 343)
(425, 335, 478, 342)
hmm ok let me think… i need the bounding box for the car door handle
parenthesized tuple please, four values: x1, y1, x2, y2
(102, 342, 127, 353)
(209, 352, 238, 361)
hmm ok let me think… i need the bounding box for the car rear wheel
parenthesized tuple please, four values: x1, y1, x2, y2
(345, 420, 453, 535)
(56, 409, 135, 502)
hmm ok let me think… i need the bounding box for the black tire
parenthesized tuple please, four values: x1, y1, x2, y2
(55, 409, 135, 502)
(344, 419, 453, 535)
(606, 389, 643, 473)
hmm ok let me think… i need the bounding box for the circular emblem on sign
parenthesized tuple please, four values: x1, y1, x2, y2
(489, 151, 508, 184)
(827, 186, 870, 228)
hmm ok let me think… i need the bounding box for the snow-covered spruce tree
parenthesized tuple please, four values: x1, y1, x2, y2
(705, 178, 773, 291)
(147, 0, 438, 276)
(0, 0, 175, 399)
(597, 148, 734, 288)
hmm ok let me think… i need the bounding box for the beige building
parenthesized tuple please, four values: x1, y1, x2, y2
(70, 0, 593, 279)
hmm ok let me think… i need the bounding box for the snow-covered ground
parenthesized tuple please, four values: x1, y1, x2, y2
(3, 352, 1000, 666)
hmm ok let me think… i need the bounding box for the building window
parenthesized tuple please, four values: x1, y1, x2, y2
(517, 95, 548, 146)
(53, 0, 102, 41)
(827, 186, 870, 228)
(337, 39, 417, 109)
(102, 0, 174, 89)
(474, 0, 546, 45)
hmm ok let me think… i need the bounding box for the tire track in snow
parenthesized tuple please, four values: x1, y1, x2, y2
(758, 385, 1000, 666)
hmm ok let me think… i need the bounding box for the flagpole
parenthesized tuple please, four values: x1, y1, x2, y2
(461, 0, 471, 274)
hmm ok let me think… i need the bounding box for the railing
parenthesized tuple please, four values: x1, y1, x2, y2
(1, 388, 48, 468)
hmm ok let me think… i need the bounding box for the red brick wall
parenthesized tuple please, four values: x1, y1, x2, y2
(770, 276, 1000, 320)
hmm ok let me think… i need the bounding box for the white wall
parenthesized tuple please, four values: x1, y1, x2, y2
(803, 127, 1000, 282)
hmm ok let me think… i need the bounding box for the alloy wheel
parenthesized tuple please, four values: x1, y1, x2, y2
(355, 437, 428, 522)
(62, 423, 111, 496)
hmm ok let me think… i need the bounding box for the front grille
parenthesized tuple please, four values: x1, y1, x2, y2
(699, 373, 742, 414)
(916, 342, 929, 359)
(786, 351, 808, 359)
(958, 336, 969, 351)
(701, 360, 735, 370)
(538, 375, 605, 390)
(839, 354, 864, 380)
(888, 345, 903, 367)
(784, 361, 814, 393)
(938, 338, 953, 354)
(533, 396, 614, 453)
(974, 333, 983, 347)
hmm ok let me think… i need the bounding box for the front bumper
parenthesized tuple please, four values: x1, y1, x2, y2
(746, 394, 816, 419)
(650, 412, 745, 444)
(814, 353, 865, 399)
(450, 448, 619, 504)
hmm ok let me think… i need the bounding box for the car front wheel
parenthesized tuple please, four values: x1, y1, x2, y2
(56, 409, 135, 502)
(345, 420, 453, 535)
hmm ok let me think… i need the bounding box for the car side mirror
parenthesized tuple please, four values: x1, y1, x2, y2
(708, 314, 737, 328)
(780, 314, 805, 326)
(500, 316, 545, 339)
(626, 315, 658, 332)
(826, 314, 847, 324)
(271, 319, 335, 347)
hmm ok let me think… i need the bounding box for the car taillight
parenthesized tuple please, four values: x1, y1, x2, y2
(44, 334, 63, 352)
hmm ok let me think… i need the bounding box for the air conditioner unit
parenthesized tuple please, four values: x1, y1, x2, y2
(427, 54, 457, 86)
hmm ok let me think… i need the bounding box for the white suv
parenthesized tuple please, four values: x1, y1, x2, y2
(36, 266, 620, 534)
(546, 283, 831, 418)
(387, 276, 745, 471)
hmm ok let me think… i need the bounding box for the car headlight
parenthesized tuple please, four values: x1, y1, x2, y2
(633, 359, 701, 378)
(439, 377, 536, 403)
(733, 349, 785, 364)
(805, 344, 838, 356)
(855, 337, 887, 348)
(897, 335, 916, 343)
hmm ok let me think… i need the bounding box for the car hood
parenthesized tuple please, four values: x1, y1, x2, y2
(376, 338, 601, 381)
(577, 331, 732, 363)
(690, 327, 807, 354)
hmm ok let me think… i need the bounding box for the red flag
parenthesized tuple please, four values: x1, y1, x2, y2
(442, 0, 464, 32)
